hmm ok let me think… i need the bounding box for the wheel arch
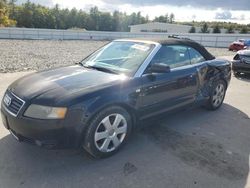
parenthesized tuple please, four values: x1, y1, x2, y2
(77, 102, 138, 147)
(206, 62, 231, 90)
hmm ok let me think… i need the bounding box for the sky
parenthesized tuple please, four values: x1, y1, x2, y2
(17, 0, 250, 24)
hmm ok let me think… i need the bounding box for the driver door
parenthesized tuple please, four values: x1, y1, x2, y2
(139, 45, 199, 119)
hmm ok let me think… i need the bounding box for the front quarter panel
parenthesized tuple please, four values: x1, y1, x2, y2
(84, 77, 142, 114)
(69, 77, 143, 128)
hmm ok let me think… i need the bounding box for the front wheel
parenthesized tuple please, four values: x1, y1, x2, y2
(82, 106, 132, 158)
(205, 80, 226, 110)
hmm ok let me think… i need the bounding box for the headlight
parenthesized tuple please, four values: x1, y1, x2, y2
(24, 104, 67, 119)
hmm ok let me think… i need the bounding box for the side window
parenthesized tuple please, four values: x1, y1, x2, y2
(150, 45, 191, 69)
(188, 47, 205, 64)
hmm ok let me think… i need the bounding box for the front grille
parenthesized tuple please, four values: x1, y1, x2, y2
(3, 91, 25, 116)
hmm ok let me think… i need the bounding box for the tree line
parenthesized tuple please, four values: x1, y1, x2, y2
(0, 0, 249, 33)
(187, 21, 249, 34)
(1, 0, 154, 31)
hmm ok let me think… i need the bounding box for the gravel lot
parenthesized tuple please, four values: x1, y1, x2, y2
(0, 39, 236, 73)
(0, 40, 108, 73)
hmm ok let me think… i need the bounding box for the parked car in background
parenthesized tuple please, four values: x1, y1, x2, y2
(229, 41, 245, 51)
(229, 39, 250, 51)
(1, 38, 231, 158)
(232, 49, 250, 76)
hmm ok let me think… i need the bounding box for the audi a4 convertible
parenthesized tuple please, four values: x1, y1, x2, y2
(1, 38, 231, 158)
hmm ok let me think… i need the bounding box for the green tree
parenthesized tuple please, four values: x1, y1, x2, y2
(8, 0, 17, 18)
(68, 8, 78, 28)
(200, 23, 210, 33)
(112, 10, 120, 31)
(88, 6, 100, 30)
(213, 24, 221, 33)
(154, 13, 173, 23)
(99, 12, 112, 31)
(60, 8, 70, 29)
(0, 0, 16, 27)
(76, 10, 88, 29)
(51, 4, 61, 29)
(164, 14, 169, 23)
(16, 0, 34, 27)
(130, 12, 137, 25)
(240, 26, 248, 34)
(226, 25, 235, 33)
(169, 13, 174, 23)
(145, 15, 149, 23)
(189, 26, 196, 33)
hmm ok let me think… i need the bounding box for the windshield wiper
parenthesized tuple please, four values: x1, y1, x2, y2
(82, 65, 118, 74)
(78, 62, 84, 66)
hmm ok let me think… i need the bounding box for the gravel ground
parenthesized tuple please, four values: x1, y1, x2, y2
(206, 47, 235, 57)
(0, 40, 236, 73)
(0, 40, 108, 73)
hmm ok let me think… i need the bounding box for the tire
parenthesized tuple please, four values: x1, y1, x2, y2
(205, 80, 226, 111)
(82, 106, 132, 158)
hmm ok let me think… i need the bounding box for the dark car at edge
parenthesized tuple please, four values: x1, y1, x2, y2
(1, 38, 231, 158)
(232, 49, 250, 76)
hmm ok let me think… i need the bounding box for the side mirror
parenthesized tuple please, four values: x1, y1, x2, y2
(149, 63, 170, 73)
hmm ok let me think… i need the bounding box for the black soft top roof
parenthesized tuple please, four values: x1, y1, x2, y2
(123, 38, 215, 61)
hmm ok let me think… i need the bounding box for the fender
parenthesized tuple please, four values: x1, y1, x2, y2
(73, 78, 142, 133)
(195, 59, 231, 101)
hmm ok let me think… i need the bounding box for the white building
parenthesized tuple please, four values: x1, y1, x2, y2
(129, 22, 227, 34)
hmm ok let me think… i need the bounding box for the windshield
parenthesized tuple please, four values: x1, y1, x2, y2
(81, 41, 155, 76)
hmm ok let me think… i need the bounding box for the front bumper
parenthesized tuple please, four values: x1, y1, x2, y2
(232, 61, 250, 74)
(1, 100, 85, 149)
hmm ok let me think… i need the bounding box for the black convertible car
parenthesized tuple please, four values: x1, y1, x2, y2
(232, 49, 250, 76)
(1, 38, 231, 158)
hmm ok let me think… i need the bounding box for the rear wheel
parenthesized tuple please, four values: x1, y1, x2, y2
(82, 106, 132, 158)
(205, 80, 226, 110)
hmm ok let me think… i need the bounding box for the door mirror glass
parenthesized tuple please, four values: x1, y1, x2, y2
(149, 63, 170, 73)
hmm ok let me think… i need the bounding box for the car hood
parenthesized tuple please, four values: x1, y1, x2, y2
(8, 65, 126, 103)
(238, 50, 250, 56)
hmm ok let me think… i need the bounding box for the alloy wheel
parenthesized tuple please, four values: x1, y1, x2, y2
(94, 113, 127, 152)
(212, 83, 225, 108)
